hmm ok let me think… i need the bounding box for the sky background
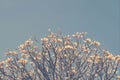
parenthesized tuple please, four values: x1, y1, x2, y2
(0, 0, 120, 59)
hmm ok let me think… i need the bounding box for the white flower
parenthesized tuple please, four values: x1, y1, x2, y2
(93, 41, 100, 46)
(5, 58, 13, 63)
(57, 38, 62, 43)
(18, 44, 26, 50)
(55, 47, 62, 52)
(25, 39, 33, 46)
(5, 51, 18, 56)
(18, 58, 28, 64)
(85, 38, 92, 43)
(65, 45, 74, 50)
(103, 50, 110, 56)
(41, 37, 49, 43)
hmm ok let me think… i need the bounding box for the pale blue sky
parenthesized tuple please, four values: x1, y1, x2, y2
(0, 0, 120, 59)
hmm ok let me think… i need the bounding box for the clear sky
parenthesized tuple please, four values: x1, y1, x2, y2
(0, 0, 119, 59)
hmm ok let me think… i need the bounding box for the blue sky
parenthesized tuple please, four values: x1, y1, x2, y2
(0, 0, 119, 59)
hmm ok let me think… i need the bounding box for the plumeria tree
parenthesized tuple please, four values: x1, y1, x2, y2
(0, 29, 120, 80)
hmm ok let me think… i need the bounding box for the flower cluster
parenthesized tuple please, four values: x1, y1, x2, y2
(0, 30, 119, 80)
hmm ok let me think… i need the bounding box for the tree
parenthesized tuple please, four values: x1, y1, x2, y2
(0, 29, 120, 80)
